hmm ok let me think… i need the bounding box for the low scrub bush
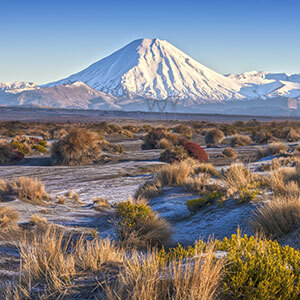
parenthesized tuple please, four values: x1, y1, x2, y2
(182, 141, 209, 162)
(230, 134, 252, 147)
(238, 187, 259, 203)
(51, 128, 102, 165)
(194, 163, 219, 177)
(0, 143, 24, 164)
(159, 145, 189, 163)
(142, 128, 180, 150)
(172, 124, 193, 139)
(32, 144, 48, 153)
(252, 130, 276, 144)
(222, 147, 237, 158)
(116, 200, 171, 248)
(205, 128, 225, 145)
(186, 191, 224, 213)
(219, 231, 300, 300)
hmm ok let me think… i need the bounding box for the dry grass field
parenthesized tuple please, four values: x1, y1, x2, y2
(1, 115, 300, 299)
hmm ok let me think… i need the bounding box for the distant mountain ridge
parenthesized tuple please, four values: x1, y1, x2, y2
(1, 38, 300, 115)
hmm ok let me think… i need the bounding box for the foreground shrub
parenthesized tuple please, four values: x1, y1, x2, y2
(182, 141, 209, 162)
(204, 128, 225, 146)
(159, 145, 189, 163)
(51, 128, 102, 165)
(251, 196, 300, 238)
(116, 200, 171, 248)
(106, 242, 223, 300)
(0, 177, 49, 205)
(218, 231, 300, 300)
(230, 134, 252, 147)
(286, 127, 300, 142)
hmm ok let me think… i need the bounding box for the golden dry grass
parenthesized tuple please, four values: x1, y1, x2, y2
(0, 206, 19, 228)
(230, 134, 252, 147)
(3, 228, 223, 299)
(51, 128, 102, 166)
(93, 197, 110, 211)
(222, 147, 237, 159)
(251, 196, 300, 238)
(135, 159, 212, 200)
(222, 164, 259, 196)
(105, 242, 223, 300)
(257, 142, 289, 159)
(0, 177, 49, 205)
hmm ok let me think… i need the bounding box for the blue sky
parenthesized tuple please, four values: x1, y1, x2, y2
(1, 0, 300, 84)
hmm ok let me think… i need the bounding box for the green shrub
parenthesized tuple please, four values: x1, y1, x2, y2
(238, 187, 259, 203)
(186, 191, 224, 213)
(116, 200, 171, 248)
(32, 144, 48, 153)
(158, 230, 300, 300)
(38, 140, 48, 147)
(10, 141, 31, 155)
(159, 145, 189, 163)
(218, 232, 300, 300)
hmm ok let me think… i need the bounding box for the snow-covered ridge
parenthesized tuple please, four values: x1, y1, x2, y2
(0, 81, 39, 94)
(46, 38, 246, 102)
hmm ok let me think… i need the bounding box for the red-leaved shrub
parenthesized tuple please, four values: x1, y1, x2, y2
(182, 141, 209, 162)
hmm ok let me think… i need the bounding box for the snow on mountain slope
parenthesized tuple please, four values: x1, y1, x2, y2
(0, 81, 39, 94)
(0, 81, 118, 109)
(227, 71, 300, 99)
(46, 38, 246, 102)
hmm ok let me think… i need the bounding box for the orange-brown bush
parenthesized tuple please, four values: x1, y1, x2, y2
(204, 128, 225, 145)
(142, 128, 180, 150)
(51, 128, 102, 165)
(230, 134, 252, 147)
(222, 147, 237, 158)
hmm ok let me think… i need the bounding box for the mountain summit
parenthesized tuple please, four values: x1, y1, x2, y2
(46, 38, 244, 102)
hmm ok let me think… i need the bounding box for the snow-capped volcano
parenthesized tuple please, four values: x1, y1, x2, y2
(46, 38, 245, 102)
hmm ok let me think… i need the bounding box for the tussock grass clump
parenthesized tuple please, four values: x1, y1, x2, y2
(257, 142, 289, 159)
(222, 147, 237, 159)
(0, 206, 19, 228)
(230, 134, 252, 147)
(159, 145, 189, 163)
(116, 199, 171, 248)
(93, 197, 110, 211)
(251, 196, 300, 238)
(252, 130, 276, 144)
(172, 124, 194, 138)
(204, 128, 225, 146)
(222, 164, 259, 196)
(194, 163, 219, 177)
(135, 159, 215, 200)
(142, 128, 180, 150)
(0, 177, 49, 205)
(51, 128, 102, 166)
(285, 127, 300, 142)
(106, 242, 223, 300)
